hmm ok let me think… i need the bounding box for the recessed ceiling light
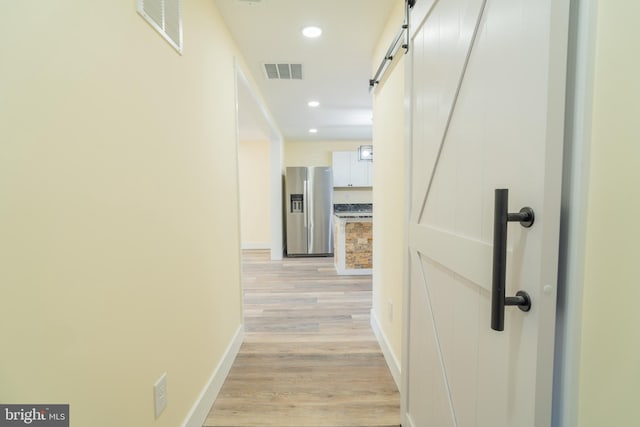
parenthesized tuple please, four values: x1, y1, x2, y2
(308, 100, 320, 108)
(302, 26, 322, 38)
(309, 128, 318, 134)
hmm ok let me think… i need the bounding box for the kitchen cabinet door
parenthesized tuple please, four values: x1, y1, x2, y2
(332, 152, 351, 187)
(332, 151, 372, 187)
(350, 157, 372, 186)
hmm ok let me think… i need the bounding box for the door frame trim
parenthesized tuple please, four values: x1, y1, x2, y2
(552, 0, 598, 425)
(399, 4, 415, 427)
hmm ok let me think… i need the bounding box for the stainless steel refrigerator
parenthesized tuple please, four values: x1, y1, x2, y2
(285, 166, 334, 256)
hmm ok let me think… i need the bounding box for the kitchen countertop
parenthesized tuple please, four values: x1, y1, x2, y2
(334, 212, 372, 219)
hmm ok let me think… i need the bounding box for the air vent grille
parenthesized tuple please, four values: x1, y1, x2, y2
(290, 64, 303, 79)
(263, 63, 303, 80)
(137, 0, 183, 54)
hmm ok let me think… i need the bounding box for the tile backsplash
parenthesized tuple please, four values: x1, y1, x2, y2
(334, 203, 373, 213)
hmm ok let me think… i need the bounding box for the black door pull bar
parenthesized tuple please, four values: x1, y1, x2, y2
(491, 189, 533, 331)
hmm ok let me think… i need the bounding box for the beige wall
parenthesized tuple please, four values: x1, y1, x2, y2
(371, 0, 405, 376)
(285, 140, 366, 166)
(239, 140, 271, 248)
(578, 2, 640, 425)
(0, 1, 244, 426)
(285, 140, 373, 204)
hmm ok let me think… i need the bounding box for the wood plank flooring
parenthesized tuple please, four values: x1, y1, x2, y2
(203, 250, 400, 427)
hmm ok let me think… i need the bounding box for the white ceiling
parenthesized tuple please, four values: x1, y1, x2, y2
(215, 0, 397, 142)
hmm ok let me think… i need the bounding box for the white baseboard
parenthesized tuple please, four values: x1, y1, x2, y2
(241, 242, 270, 250)
(181, 324, 244, 427)
(370, 309, 401, 389)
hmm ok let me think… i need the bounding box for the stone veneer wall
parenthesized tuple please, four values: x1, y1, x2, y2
(345, 222, 373, 269)
(334, 221, 339, 264)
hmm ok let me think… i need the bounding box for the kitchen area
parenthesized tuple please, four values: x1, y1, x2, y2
(284, 146, 374, 275)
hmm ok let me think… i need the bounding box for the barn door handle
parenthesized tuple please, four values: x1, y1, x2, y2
(491, 189, 534, 331)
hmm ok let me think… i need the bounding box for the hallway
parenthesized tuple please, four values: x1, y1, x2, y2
(203, 250, 400, 427)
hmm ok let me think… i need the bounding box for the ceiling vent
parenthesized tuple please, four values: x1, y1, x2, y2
(263, 63, 303, 80)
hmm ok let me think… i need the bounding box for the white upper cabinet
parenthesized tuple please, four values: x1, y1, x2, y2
(332, 152, 351, 187)
(332, 151, 372, 187)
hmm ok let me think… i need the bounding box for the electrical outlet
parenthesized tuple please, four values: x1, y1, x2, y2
(154, 373, 167, 418)
(387, 299, 393, 322)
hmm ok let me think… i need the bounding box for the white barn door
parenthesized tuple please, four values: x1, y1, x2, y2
(402, 0, 570, 426)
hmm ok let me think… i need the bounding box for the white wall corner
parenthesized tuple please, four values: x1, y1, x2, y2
(370, 309, 401, 390)
(181, 324, 244, 427)
(269, 137, 284, 262)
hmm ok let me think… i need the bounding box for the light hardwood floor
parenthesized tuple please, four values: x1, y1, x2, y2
(203, 250, 400, 427)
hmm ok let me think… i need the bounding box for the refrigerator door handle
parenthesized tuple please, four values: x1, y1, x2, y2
(303, 180, 308, 228)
